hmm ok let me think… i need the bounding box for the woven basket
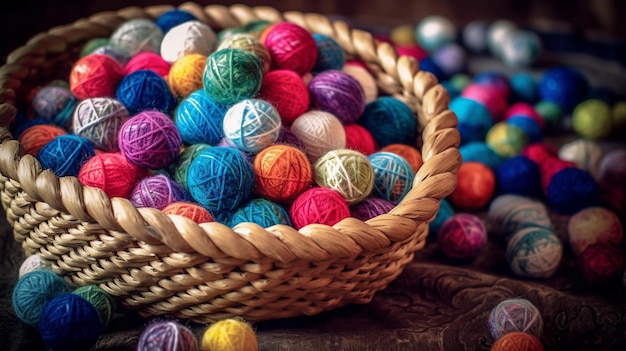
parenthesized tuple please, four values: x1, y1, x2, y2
(0, 2, 460, 323)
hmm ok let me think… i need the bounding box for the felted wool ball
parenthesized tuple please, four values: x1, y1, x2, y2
(538, 65, 590, 112)
(534, 100, 562, 129)
(116, 69, 177, 115)
(160, 20, 217, 64)
(510, 72, 539, 103)
(359, 96, 417, 147)
(18, 124, 67, 157)
(123, 52, 171, 77)
(72, 285, 114, 327)
(31, 85, 77, 128)
(520, 142, 558, 167)
(78, 152, 147, 198)
(175, 90, 227, 146)
(486, 20, 518, 58)
(69, 54, 124, 100)
(491, 332, 544, 351)
(432, 43, 467, 78)
(344, 123, 378, 156)
(459, 141, 502, 171)
(222, 98, 281, 154)
(276, 126, 305, 150)
(462, 83, 508, 122)
(203, 48, 264, 105)
(368, 151, 415, 204)
(168, 53, 207, 99)
(486, 121, 529, 159)
(597, 149, 626, 187)
(290, 110, 346, 162)
(350, 196, 395, 221)
(506, 102, 545, 129)
(290, 187, 350, 229)
(380, 143, 423, 173)
(38, 135, 96, 177)
(308, 70, 366, 124)
(390, 24, 417, 45)
(258, 69, 309, 126)
(312, 33, 346, 73)
(488, 298, 543, 340)
(230, 198, 292, 227)
(109, 18, 164, 57)
(253, 144, 312, 202)
(156, 8, 197, 33)
(558, 139, 603, 176)
(501, 30, 542, 68)
(572, 99, 612, 140)
(450, 96, 493, 144)
(80, 37, 110, 57)
(496, 155, 542, 198)
(162, 201, 214, 223)
(201, 318, 258, 351)
(18, 254, 48, 277)
(437, 213, 488, 261)
(12, 270, 72, 326)
(342, 62, 378, 104)
(217, 33, 271, 74)
(567, 206, 623, 256)
(314, 149, 374, 204)
(539, 157, 576, 194)
(579, 242, 625, 285)
(138, 320, 198, 351)
(449, 161, 496, 210)
(462, 20, 488, 53)
(506, 116, 542, 144)
(547, 167, 600, 215)
(262, 22, 317, 75)
(415, 15, 457, 52)
(73, 97, 130, 152)
(129, 174, 188, 210)
(507, 227, 563, 278)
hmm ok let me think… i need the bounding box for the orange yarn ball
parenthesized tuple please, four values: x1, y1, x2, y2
(380, 143, 423, 173)
(253, 144, 313, 203)
(168, 53, 207, 99)
(491, 332, 544, 351)
(69, 54, 124, 100)
(449, 161, 496, 210)
(18, 124, 67, 156)
(162, 201, 214, 223)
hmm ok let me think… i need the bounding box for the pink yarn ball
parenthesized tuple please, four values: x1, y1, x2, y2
(123, 52, 171, 77)
(290, 187, 350, 229)
(461, 83, 508, 122)
(129, 174, 188, 209)
(506, 102, 545, 129)
(437, 213, 488, 260)
(262, 22, 318, 75)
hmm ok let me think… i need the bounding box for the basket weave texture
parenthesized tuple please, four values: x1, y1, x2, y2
(0, 2, 460, 323)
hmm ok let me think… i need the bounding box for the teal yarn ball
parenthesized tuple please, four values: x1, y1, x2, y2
(38, 293, 103, 351)
(203, 48, 264, 105)
(38, 134, 96, 177)
(359, 96, 417, 147)
(222, 98, 282, 153)
(368, 151, 415, 204)
(428, 197, 454, 240)
(229, 198, 292, 228)
(187, 146, 254, 215)
(510, 72, 538, 103)
(459, 141, 502, 170)
(507, 227, 563, 278)
(175, 89, 228, 146)
(116, 69, 177, 115)
(450, 96, 494, 144)
(12, 270, 72, 326)
(72, 285, 114, 327)
(312, 33, 346, 73)
(170, 143, 212, 191)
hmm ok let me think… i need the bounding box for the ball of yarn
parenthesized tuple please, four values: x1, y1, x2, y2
(486, 121, 529, 159)
(449, 161, 496, 210)
(507, 116, 542, 144)
(342, 62, 378, 104)
(187, 146, 254, 214)
(18, 254, 48, 277)
(31, 85, 77, 128)
(80, 37, 110, 57)
(395, 44, 429, 62)
(367, 151, 415, 204)
(276, 126, 305, 150)
(258, 69, 309, 126)
(155, 8, 197, 33)
(312, 33, 346, 73)
(253, 144, 312, 203)
(415, 15, 457, 52)
(380, 143, 423, 173)
(567, 206, 623, 256)
(510, 72, 539, 103)
(534, 100, 562, 129)
(486, 20, 518, 58)
(123, 52, 171, 77)
(572, 99, 612, 140)
(72, 285, 114, 327)
(496, 155, 542, 198)
(116, 69, 177, 115)
(168, 53, 207, 99)
(162, 201, 214, 223)
(217, 33, 271, 74)
(501, 30, 542, 68)
(69, 54, 124, 100)
(350, 196, 395, 221)
(507, 227, 563, 278)
(290, 187, 350, 229)
(597, 148, 626, 187)
(201, 318, 258, 351)
(428, 198, 455, 240)
(579, 242, 625, 285)
(11, 113, 47, 139)
(73, 97, 130, 152)
(308, 70, 366, 124)
(539, 157, 576, 194)
(138, 320, 198, 351)
(462, 20, 488, 53)
(432, 43, 467, 78)
(487, 194, 550, 239)
(175, 90, 227, 146)
(344, 123, 378, 156)
(12, 270, 72, 326)
(129, 174, 188, 210)
(314, 149, 374, 204)
(18, 124, 67, 157)
(203, 48, 264, 105)
(488, 298, 543, 340)
(462, 83, 508, 122)
(418, 57, 446, 81)
(359, 96, 417, 147)
(118, 110, 182, 169)
(290, 110, 346, 162)
(450, 96, 493, 144)
(437, 213, 488, 261)
(505, 102, 544, 129)
(520, 142, 558, 167)
(547, 167, 600, 215)
(39, 135, 96, 177)
(558, 139, 603, 176)
(230, 198, 292, 227)
(491, 331, 544, 351)
(612, 101, 626, 131)
(222, 98, 281, 153)
(160, 20, 217, 63)
(538, 65, 590, 112)
(262, 22, 317, 75)
(459, 141, 502, 170)
(110, 18, 164, 57)
(78, 152, 147, 198)
(390, 24, 417, 45)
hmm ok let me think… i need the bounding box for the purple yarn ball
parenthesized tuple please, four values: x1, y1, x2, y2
(276, 126, 305, 150)
(137, 320, 198, 351)
(437, 213, 487, 261)
(129, 174, 188, 209)
(350, 196, 395, 221)
(308, 70, 365, 124)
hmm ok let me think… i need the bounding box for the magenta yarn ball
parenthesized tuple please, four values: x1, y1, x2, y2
(262, 22, 318, 75)
(118, 110, 182, 169)
(123, 52, 171, 77)
(129, 174, 188, 209)
(308, 70, 366, 124)
(137, 320, 198, 351)
(462, 83, 508, 122)
(437, 213, 488, 261)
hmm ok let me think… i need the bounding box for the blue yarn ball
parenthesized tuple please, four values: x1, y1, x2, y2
(539, 65, 590, 112)
(359, 96, 417, 147)
(38, 135, 96, 177)
(116, 69, 177, 115)
(229, 198, 292, 228)
(11, 114, 48, 139)
(175, 89, 228, 146)
(312, 33, 346, 73)
(155, 9, 197, 33)
(510, 72, 538, 103)
(507, 115, 542, 143)
(547, 167, 600, 215)
(187, 146, 254, 215)
(418, 56, 446, 81)
(496, 155, 542, 198)
(428, 197, 454, 240)
(449, 96, 493, 144)
(12, 270, 72, 326)
(222, 98, 282, 153)
(368, 151, 415, 204)
(39, 293, 103, 351)
(459, 141, 502, 170)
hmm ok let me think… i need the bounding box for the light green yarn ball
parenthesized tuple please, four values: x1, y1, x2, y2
(572, 99, 612, 140)
(314, 148, 375, 204)
(73, 285, 115, 327)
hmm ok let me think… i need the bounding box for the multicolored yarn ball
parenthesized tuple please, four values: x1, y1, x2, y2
(579, 242, 625, 285)
(314, 149, 374, 204)
(201, 318, 258, 351)
(290, 186, 350, 229)
(78, 152, 147, 198)
(546, 167, 600, 215)
(507, 227, 563, 278)
(491, 331, 544, 351)
(72, 97, 130, 152)
(507, 116, 542, 144)
(432, 43, 467, 78)
(538, 65, 590, 112)
(253, 144, 312, 203)
(462, 20, 488, 53)
(308, 70, 366, 124)
(558, 139, 603, 176)
(501, 29, 542, 68)
(175, 89, 227, 146)
(258, 69, 309, 126)
(350, 196, 395, 221)
(229, 198, 292, 227)
(572, 99, 612, 140)
(72, 285, 114, 327)
(12, 270, 72, 326)
(459, 141, 502, 170)
(217, 33, 272, 74)
(290, 110, 346, 162)
(155, 8, 197, 33)
(367, 151, 415, 204)
(342, 62, 378, 104)
(428, 197, 455, 240)
(520, 142, 558, 167)
(486, 121, 529, 159)
(312, 33, 346, 73)
(449, 161, 496, 210)
(160, 20, 217, 63)
(123, 52, 171, 77)
(18, 254, 48, 277)
(31, 85, 77, 128)
(222, 98, 282, 153)
(137, 320, 198, 351)
(380, 143, 423, 173)
(487, 194, 550, 239)
(69, 54, 124, 100)
(162, 201, 214, 223)
(567, 206, 623, 256)
(38, 134, 96, 177)
(415, 15, 457, 52)
(359, 96, 417, 147)
(486, 20, 518, 58)
(450, 96, 493, 144)
(129, 174, 188, 210)
(496, 155, 542, 198)
(18, 124, 67, 157)
(510, 72, 539, 103)
(80, 37, 110, 57)
(262, 22, 317, 75)
(168, 53, 207, 99)
(115, 69, 177, 115)
(488, 298, 543, 340)
(203, 48, 264, 105)
(118, 110, 182, 169)
(461, 83, 508, 122)
(344, 123, 378, 156)
(109, 18, 164, 57)
(437, 213, 488, 261)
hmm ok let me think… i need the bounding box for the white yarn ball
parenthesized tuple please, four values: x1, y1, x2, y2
(110, 18, 164, 57)
(222, 98, 281, 154)
(342, 63, 378, 104)
(18, 254, 48, 277)
(160, 20, 217, 64)
(415, 15, 457, 52)
(486, 20, 518, 58)
(558, 139, 604, 178)
(290, 110, 346, 162)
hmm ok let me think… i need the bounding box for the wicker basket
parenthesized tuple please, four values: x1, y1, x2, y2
(0, 2, 460, 323)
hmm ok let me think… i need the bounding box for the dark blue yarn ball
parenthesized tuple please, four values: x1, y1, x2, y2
(418, 56, 446, 81)
(38, 134, 95, 177)
(359, 96, 417, 147)
(546, 167, 600, 215)
(472, 70, 511, 96)
(155, 9, 197, 33)
(11, 114, 48, 139)
(539, 65, 590, 112)
(507, 115, 542, 143)
(116, 69, 177, 116)
(496, 155, 542, 198)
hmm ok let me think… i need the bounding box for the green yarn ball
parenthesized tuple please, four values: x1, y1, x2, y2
(203, 48, 264, 105)
(572, 99, 612, 140)
(314, 148, 375, 204)
(73, 285, 115, 327)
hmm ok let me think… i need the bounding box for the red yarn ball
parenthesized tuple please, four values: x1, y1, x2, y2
(124, 52, 171, 77)
(462, 83, 508, 122)
(506, 102, 545, 129)
(449, 161, 496, 210)
(579, 242, 625, 285)
(344, 123, 378, 156)
(491, 332, 544, 351)
(262, 22, 318, 75)
(520, 142, 559, 167)
(438, 213, 487, 260)
(78, 152, 147, 198)
(290, 187, 350, 229)
(258, 69, 310, 126)
(162, 201, 214, 223)
(540, 157, 576, 195)
(69, 54, 124, 100)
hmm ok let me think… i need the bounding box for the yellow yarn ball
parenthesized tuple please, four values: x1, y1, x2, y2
(168, 53, 207, 98)
(390, 24, 417, 45)
(572, 99, 612, 140)
(201, 318, 258, 351)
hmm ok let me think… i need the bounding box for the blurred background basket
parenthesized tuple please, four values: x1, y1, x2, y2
(0, 2, 460, 323)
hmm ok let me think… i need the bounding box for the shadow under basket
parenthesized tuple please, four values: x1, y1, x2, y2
(0, 2, 460, 323)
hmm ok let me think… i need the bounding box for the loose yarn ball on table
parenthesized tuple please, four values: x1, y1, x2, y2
(496, 155, 542, 198)
(488, 298, 543, 340)
(137, 320, 198, 351)
(69, 54, 124, 100)
(201, 318, 258, 351)
(312, 33, 346, 73)
(38, 134, 96, 177)
(175, 89, 227, 146)
(262, 22, 318, 75)
(437, 213, 488, 261)
(115, 69, 177, 115)
(546, 167, 600, 215)
(509, 72, 539, 104)
(168, 53, 207, 99)
(129, 174, 188, 210)
(308, 70, 366, 124)
(72, 285, 115, 327)
(486, 121, 529, 159)
(72, 97, 130, 152)
(449, 96, 493, 145)
(18, 124, 67, 157)
(160, 20, 217, 64)
(487, 194, 548, 238)
(222, 98, 282, 154)
(217, 33, 272, 74)
(344, 123, 378, 156)
(491, 332, 544, 351)
(31, 85, 77, 128)
(258, 69, 310, 126)
(78, 152, 147, 198)
(520, 142, 558, 167)
(253, 144, 312, 203)
(505, 102, 544, 129)
(579, 242, 625, 285)
(415, 15, 457, 52)
(123, 52, 171, 77)
(461, 83, 508, 122)
(507, 227, 563, 279)
(12, 270, 72, 326)
(290, 187, 351, 229)
(557, 139, 603, 176)
(507, 116, 542, 144)
(314, 148, 375, 204)
(449, 161, 495, 210)
(162, 201, 214, 223)
(359, 96, 417, 147)
(290, 110, 346, 162)
(567, 207, 623, 256)
(229, 198, 292, 227)
(350, 196, 395, 221)
(18, 254, 49, 277)
(539, 157, 576, 195)
(367, 151, 415, 204)
(109, 18, 164, 57)
(538, 65, 590, 112)
(203, 48, 264, 105)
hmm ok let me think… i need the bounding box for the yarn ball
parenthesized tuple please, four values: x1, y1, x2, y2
(506, 102, 544, 129)
(572, 99, 612, 140)
(118, 110, 182, 169)
(116, 69, 177, 115)
(275, 126, 305, 150)
(91, 44, 132, 66)
(137, 320, 198, 351)
(462, 20, 489, 53)
(72, 97, 130, 152)
(80, 37, 110, 57)
(350, 196, 395, 221)
(510, 72, 539, 103)
(18, 254, 48, 277)
(69, 54, 124, 100)
(437, 213, 488, 261)
(230, 198, 292, 227)
(491, 332, 544, 351)
(487, 194, 550, 239)
(38, 135, 96, 177)
(395, 44, 430, 62)
(432, 43, 467, 78)
(501, 30, 542, 68)
(539, 157, 576, 194)
(290, 187, 350, 229)
(31, 85, 77, 128)
(314, 149, 375, 204)
(129, 174, 188, 210)
(418, 57, 446, 81)
(72, 285, 114, 327)
(222, 98, 282, 153)
(612, 101, 626, 131)
(187, 146, 254, 214)
(109, 18, 164, 57)
(217, 27, 247, 42)
(496, 155, 542, 198)
(155, 8, 197, 32)
(78, 152, 147, 198)
(567, 206, 623, 256)
(597, 149, 626, 187)
(162, 201, 214, 223)
(488, 298, 543, 340)
(168, 53, 207, 99)
(290, 110, 346, 162)
(344, 123, 378, 156)
(427, 197, 455, 240)
(415, 15, 457, 52)
(160, 20, 216, 64)
(312, 33, 346, 73)
(18, 124, 67, 157)
(538, 65, 590, 112)
(175, 90, 227, 146)
(203, 48, 264, 105)
(506, 116, 542, 144)
(450, 96, 493, 144)
(217, 33, 271, 74)
(390, 24, 417, 45)
(380, 144, 423, 173)
(520, 142, 559, 167)
(258, 69, 310, 126)
(10, 112, 48, 139)
(546, 167, 600, 215)
(123, 52, 171, 77)
(486, 20, 518, 58)
(308, 70, 366, 124)
(262, 22, 317, 75)
(507, 227, 563, 278)
(449, 161, 496, 210)
(462, 83, 508, 122)
(359, 96, 417, 147)
(558, 139, 603, 176)
(12, 270, 72, 326)
(459, 141, 502, 170)
(342, 62, 378, 104)
(486, 121, 529, 159)
(472, 70, 512, 98)
(253, 144, 312, 203)
(367, 151, 415, 204)
(534, 100, 562, 129)
(579, 242, 625, 285)
(201, 318, 258, 351)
